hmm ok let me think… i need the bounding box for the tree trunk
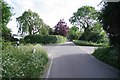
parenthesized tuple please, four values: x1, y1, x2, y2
(29, 27, 32, 35)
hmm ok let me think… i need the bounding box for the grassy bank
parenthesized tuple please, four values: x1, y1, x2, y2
(73, 40, 108, 47)
(92, 47, 120, 70)
(2, 44, 48, 79)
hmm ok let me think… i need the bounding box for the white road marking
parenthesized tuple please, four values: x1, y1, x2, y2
(78, 46, 90, 54)
(45, 44, 63, 79)
(46, 52, 54, 79)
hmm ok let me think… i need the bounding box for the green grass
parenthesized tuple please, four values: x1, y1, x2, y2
(92, 47, 120, 70)
(2, 44, 48, 79)
(73, 40, 108, 47)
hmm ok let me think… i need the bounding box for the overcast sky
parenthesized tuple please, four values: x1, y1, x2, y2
(5, 0, 102, 34)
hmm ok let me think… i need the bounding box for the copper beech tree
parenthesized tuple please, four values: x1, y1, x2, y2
(54, 19, 69, 37)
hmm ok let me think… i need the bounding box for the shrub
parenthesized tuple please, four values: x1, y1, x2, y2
(92, 47, 120, 70)
(2, 44, 48, 79)
(24, 35, 66, 44)
(100, 2, 120, 47)
(67, 26, 81, 41)
(73, 40, 108, 47)
(1, 38, 13, 50)
(79, 22, 109, 43)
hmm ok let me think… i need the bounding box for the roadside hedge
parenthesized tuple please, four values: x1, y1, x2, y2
(73, 40, 108, 47)
(2, 44, 48, 79)
(92, 47, 120, 70)
(24, 35, 66, 44)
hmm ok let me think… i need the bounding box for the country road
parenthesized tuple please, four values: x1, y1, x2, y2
(43, 42, 119, 78)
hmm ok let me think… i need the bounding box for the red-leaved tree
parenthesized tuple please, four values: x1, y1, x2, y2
(54, 19, 69, 37)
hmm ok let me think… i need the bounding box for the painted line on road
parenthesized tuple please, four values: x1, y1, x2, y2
(46, 51, 54, 79)
(78, 46, 97, 60)
(78, 46, 90, 54)
(45, 44, 63, 78)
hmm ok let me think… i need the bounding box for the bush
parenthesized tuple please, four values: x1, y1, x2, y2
(73, 40, 108, 47)
(100, 2, 120, 47)
(2, 41, 12, 50)
(2, 44, 48, 79)
(67, 26, 81, 41)
(24, 35, 66, 44)
(92, 47, 120, 70)
(79, 22, 109, 43)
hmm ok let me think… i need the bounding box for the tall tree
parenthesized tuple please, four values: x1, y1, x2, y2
(16, 9, 43, 35)
(68, 26, 80, 40)
(39, 24, 50, 35)
(100, 2, 120, 47)
(80, 22, 108, 43)
(49, 28, 54, 35)
(0, 0, 12, 40)
(69, 6, 99, 33)
(54, 19, 69, 37)
(1, 0, 12, 26)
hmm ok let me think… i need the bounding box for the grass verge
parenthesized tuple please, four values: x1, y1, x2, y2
(73, 40, 108, 47)
(92, 47, 120, 70)
(2, 44, 48, 79)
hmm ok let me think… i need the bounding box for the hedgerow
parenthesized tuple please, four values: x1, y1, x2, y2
(2, 44, 48, 79)
(24, 35, 66, 44)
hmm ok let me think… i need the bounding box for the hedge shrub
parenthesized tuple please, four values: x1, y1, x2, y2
(24, 35, 66, 44)
(73, 40, 108, 47)
(92, 47, 120, 70)
(2, 44, 48, 79)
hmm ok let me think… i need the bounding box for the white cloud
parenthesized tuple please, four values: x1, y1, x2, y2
(15, 0, 35, 10)
(6, 0, 102, 34)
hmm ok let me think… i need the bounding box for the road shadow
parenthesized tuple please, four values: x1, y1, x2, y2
(49, 53, 119, 78)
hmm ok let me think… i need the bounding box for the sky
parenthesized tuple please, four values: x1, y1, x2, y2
(5, 0, 102, 34)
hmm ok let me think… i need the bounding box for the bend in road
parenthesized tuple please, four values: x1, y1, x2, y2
(44, 42, 119, 78)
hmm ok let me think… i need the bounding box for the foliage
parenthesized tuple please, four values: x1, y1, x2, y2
(69, 6, 108, 43)
(93, 47, 120, 70)
(16, 9, 47, 35)
(73, 40, 108, 47)
(0, 0, 13, 41)
(2, 44, 48, 79)
(100, 2, 120, 47)
(39, 24, 50, 35)
(1, 0, 12, 26)
(67, 26, 81, 41)
(69, 6, 99, 32)
(2, 39, 12, 50)
(49, 28, 54, 35)
(79, 22, 109, 43)
(93, 2, 120, 70)
(24, 35, 66, 44)
(54, 19, 69, 37)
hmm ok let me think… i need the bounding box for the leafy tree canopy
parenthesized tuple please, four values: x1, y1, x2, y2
(16, 9, 46, 35)
(68, 26, 81, 40)
(69, 6, 100, 32)
(39, 24, 50, 35)
(100, 2, 120, 46)
(54, 19, 69, 37)
(0, 0, 13, 40)
(1, 0, 12, 26)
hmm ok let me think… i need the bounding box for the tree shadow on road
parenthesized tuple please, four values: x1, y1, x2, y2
(51, 53, 119, 78)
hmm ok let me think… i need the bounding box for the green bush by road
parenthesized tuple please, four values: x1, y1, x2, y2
(92, 47, 120, 70)
(73, 40, 108, 47)
(23, 35, 66, 44)
(2, 44, 48, 79)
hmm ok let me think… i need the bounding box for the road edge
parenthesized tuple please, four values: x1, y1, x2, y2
(78, 46, 120, 77)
